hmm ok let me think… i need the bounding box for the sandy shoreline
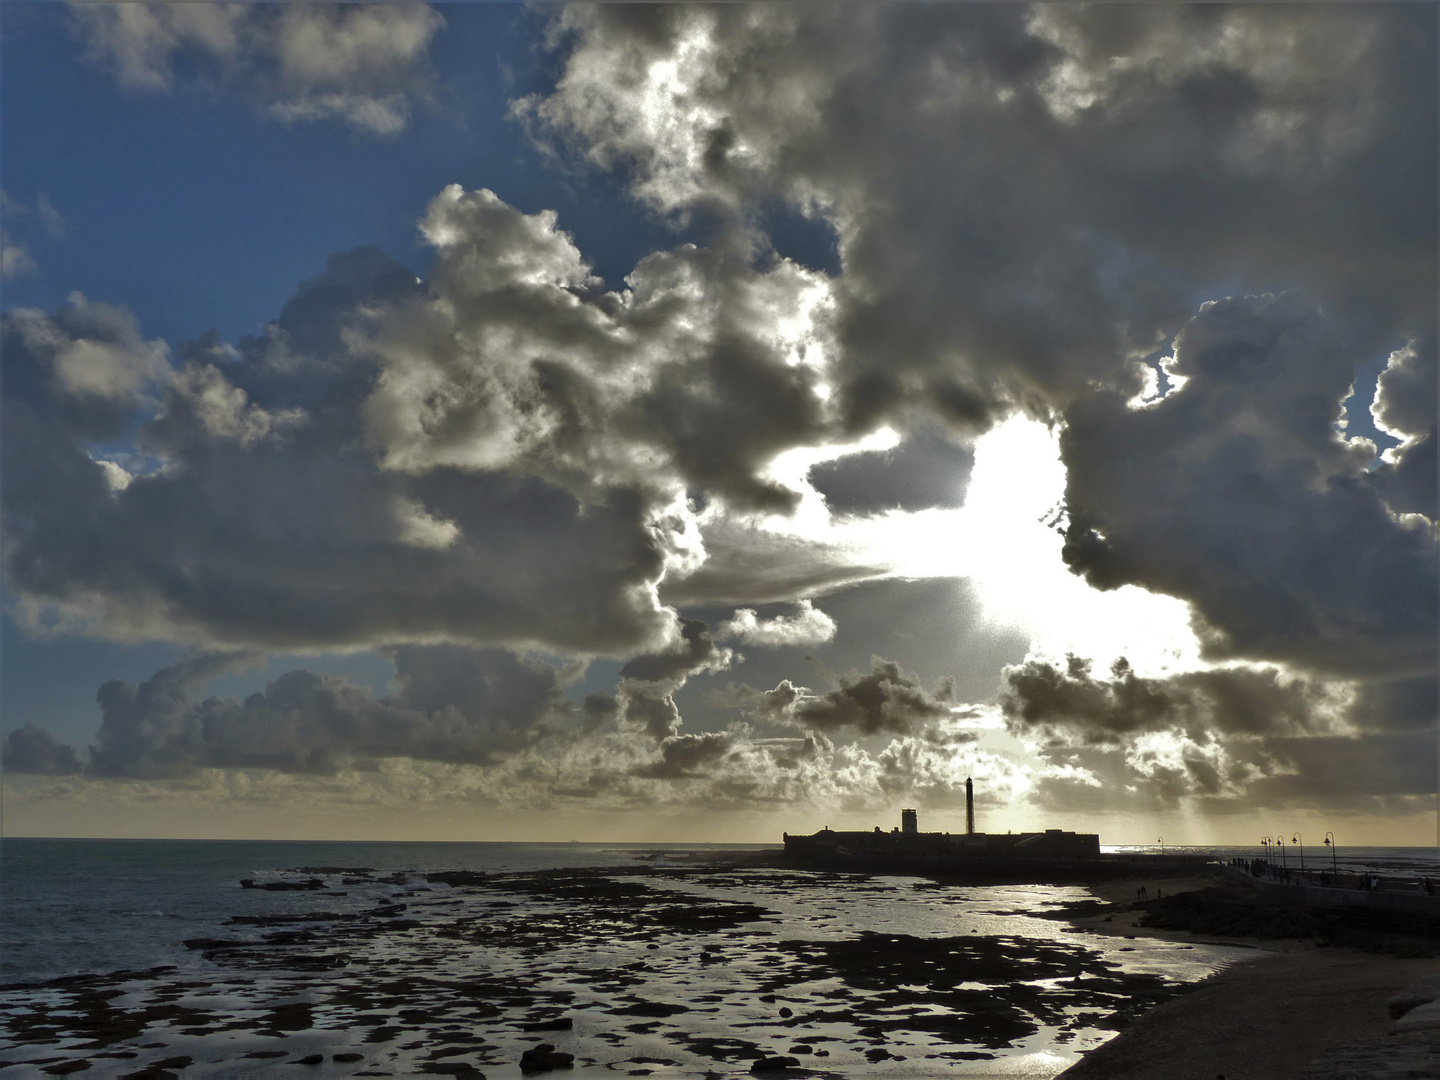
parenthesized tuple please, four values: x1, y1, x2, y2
(1059, 873, 1440, 1079)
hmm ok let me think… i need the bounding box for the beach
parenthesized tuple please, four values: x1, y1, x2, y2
(1059, 875, 1440, 1080)
(2, 842, 1437, 1077)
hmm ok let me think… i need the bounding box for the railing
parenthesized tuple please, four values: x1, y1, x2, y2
(1220, 859, 1440, 916)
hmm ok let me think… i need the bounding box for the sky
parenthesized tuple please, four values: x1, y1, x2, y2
(1, 2, 1435, 846)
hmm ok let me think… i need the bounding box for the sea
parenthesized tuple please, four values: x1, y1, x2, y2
(2, 840, 1437, 1078)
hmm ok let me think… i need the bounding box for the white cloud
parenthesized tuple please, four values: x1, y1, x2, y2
(70, 1, 446, 134)
(1, 233, 37, 281)
(9, 293, 170, 404)
(716, 600, 837, 648)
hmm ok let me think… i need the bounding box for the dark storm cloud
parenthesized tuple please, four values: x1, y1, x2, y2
(365, 186, 839, 514)
(1060, 294, 1437, 679)
(1, 723, 83, 776)
(1368, 337, 1438, 520)
(762, 658, 958, 737)
(1, 247, 681, 656)
(1030, 728, 1440, 816)
(9, 645, 576, 780)
(527, 4, 1434, 432)
(807, 428, 974, 515)
(631, 731, 734, 779)
(4, 293, 169, 441)
(1001, 654, 1334, 744)
(1004, 653, 1438, 813)
(8, 4, 1436, 826)
(1246, 732, 1439, 806)
(619, 618, 727, 684)
(1345, 677, 1439, 735)
(616, 618, 733, 740)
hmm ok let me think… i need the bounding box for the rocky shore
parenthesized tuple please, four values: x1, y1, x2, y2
(0, 857, 1234, 1077)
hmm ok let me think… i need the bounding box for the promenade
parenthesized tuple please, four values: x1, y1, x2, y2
(1220, 858, 1440, 918)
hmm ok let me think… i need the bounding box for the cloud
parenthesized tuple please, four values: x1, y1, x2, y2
(524, 5, 1433, 435)
(1060, 293, 1437, 680)
(1368, 338, 1438, 520)
(0, 248, 685, 656)
(1, 235, 37, 281)
(7, 6, 1434, 830)
(6, 293, 170, 414)
(524, 4, 1435, 663)
(4, 645, 576, 780)
(616, 618, 733, 740)
(808, 428, 974, 516)
(364, 185, 839, 514)
(632, 731, 735, 779)
(761, 657, 958, 737)
(1000, 651, 1438, 813)
(1, 191, 67, 280)
(2, 723, 83, 776)
(1001, 654, 1339, 744)
(70, 1, 446, 134)
(715, 600, 836, 648)
(657, 521, 885, 607)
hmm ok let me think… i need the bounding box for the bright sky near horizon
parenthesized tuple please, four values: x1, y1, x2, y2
(1, 2, 1435, 846)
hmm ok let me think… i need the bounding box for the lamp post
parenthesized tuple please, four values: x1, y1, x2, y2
(1292, 833, 1304, 873)
(1324, 831, 1337, 873)
(1277, 835, 1286, 869)
(1261, 836, 1271, 869)
(1157, 836, 1164, 855)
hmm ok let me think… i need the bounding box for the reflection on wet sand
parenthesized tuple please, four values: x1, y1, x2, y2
(0, 861, 1253, 1078)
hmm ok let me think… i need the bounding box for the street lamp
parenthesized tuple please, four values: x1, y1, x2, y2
(1261, 836, 1271, 868)
(1157, 836, 1164, 855)
(1277, 835, 1287, 868)
(1292, 833, 1304, 872)
(1324, 832, 1336, 873)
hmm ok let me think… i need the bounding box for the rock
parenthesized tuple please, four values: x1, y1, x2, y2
(1390, 1000, 1440, 1034)
(520, 1044, 574, 1072)
(522, 1017, 573, 1032)
(292, 1054, 325, 1065)
(788, 1043, 812, 1054)
(778, 1006, 793, 1018)
(1387, 989, 1436, 1019)
(181, 938, 253, 951)
(239, 878, 325, 891)
(424, 870, 488, 887)
(333, 1053, 364, 1063)
(750, 1056, 800, 1074)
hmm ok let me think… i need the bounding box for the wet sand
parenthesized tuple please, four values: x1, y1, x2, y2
(0, 862, 1224, 1077)
(9, 860, 1413, 1078)
(1059, 872, 1440, 1079)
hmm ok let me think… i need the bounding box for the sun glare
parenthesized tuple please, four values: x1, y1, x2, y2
(782, 416, 1202, 674)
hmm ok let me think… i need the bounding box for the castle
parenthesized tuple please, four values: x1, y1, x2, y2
(782, 777, 1101, 863)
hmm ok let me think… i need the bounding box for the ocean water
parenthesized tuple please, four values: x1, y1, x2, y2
(1, 839, 729, 985)
(0, 840, 1433, 1078)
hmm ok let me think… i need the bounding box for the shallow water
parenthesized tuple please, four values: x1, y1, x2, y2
(0, 839, 1278, 1078)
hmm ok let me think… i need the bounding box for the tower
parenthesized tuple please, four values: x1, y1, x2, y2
(901, 808, 918, 834)
(965, 777, 975, 835)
